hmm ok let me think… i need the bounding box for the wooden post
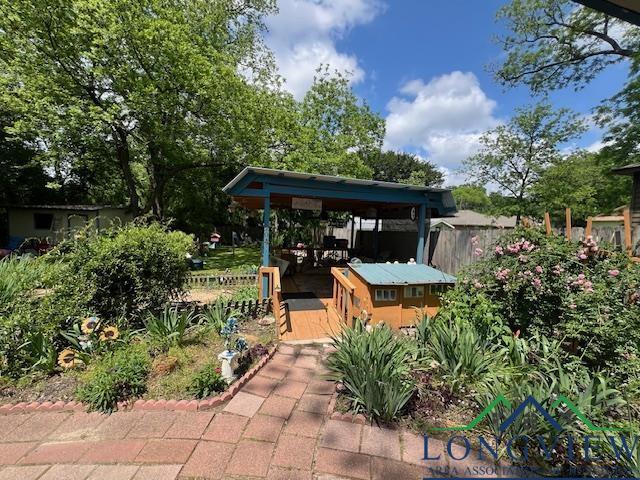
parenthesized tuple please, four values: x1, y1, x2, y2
(416, 203, 426, 264)
(624, 207, 632, 256)
(585, 217, 593, 238)
(544, 212, 552, 235)
(565, 208, 572, 241)
(261, 192, 271, 299)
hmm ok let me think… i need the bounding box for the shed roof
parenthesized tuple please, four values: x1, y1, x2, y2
(223, 167, 457, 217)
(1, 204, 126, 211)
(348, 263, 456, 286)
(612, 163, 640, 175)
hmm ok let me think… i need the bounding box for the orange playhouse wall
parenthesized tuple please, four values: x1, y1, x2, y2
(348, 269, 443, 330)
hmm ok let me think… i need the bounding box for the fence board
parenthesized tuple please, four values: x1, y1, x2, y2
(429, 226, 626, 275)
(187, 273, 258, 288)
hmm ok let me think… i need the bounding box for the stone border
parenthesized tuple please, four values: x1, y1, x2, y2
(0, 346, 277, 415)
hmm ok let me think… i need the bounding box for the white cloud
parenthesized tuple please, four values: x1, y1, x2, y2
(265, 0, 384, 98)
(384, 71, 500, 172)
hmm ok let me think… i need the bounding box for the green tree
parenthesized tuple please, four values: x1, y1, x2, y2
(596, 75, 640, 168)
(463, 103, 586, 224)
(278, 68, 385, 178)
(0, 0, 281, 218)
(364, 151, 443, 187)
(494, 0, 640, 93)
(451, 184, 492, 212)
(533, 150, 630, 221)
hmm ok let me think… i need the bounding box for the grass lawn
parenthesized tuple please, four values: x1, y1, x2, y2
(195, 246, 261, 274)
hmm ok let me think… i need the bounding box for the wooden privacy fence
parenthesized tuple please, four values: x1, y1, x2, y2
(187, 273, 258, 288)
(429, 224, 628, 275)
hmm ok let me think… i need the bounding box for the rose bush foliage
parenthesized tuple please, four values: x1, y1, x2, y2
(448, 228, 640, 385)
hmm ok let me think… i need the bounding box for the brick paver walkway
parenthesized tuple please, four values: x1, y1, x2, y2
(0, 345, 456, 480)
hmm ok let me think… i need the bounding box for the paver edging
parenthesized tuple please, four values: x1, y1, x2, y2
(325, 383, 367, 425)
(0, 346, 277, 415)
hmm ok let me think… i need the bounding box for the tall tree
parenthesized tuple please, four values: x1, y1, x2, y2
(278, 68, 385, 179)
(494, 0, 640, 93)
(0, 0, 280, 217)
(451, 184, 492, 212)
(463, 103, 585, 223)
(364, 151, 443, 187)
(530, 151, 629, 222)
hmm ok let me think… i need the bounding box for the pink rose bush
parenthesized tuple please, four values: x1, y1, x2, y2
(452, 227, 640, 374)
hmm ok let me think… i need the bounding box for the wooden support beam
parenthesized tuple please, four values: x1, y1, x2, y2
(585, 217, 593, 238)
(565, 208, 572, 241)
(544, 212, 552, 235)
(624, 207, 632, 256)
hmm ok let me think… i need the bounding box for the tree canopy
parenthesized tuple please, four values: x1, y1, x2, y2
(0, 0, 385, 235)
(363, 151, 443, 187)
(463, 103, 585, 223)
(494, 0, 640, 92)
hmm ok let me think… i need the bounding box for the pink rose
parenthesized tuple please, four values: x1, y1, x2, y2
(609, 269, 620, 277)
(535, 266, 543, 274)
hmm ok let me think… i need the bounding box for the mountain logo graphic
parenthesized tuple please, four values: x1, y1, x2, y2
(435, 395, 621, 432)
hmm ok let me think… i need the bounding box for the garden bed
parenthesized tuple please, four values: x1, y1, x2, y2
(0, 312, 277, 408)
(324, 228, 640, 478)
(0, 223, 276, 414)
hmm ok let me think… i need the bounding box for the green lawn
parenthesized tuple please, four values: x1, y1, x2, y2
(194, 246, 261, 274)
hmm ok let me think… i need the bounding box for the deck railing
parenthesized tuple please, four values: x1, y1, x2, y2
(330, 267, 355, 325)
(258, 266, 284, 329)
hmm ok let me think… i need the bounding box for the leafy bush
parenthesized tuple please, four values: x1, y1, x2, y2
(416, 315, 510, 394)
(454, 228, 640, 379)
(54, 223, 194, 325)
(326, 320, 415, 422)
(76, 343, 151, 413)
(202, 300, 232, 332)
(230, 285, 259, 303)
(145, 306, 200, 350)
(188, 362, 227, 398)
(0, 257, 66, 377)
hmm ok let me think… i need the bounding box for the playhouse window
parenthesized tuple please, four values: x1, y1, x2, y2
(374, 288, 396, 302)
(429, 284, 450, 295)
(404, 286, 424, 298)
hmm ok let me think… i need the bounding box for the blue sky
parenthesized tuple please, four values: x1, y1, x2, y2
(264, 0, 631, 185)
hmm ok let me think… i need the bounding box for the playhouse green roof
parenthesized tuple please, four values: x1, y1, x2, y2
(348, 263, 456, 286)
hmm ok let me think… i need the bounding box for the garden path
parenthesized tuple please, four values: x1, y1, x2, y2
(0, 345, 492, 480)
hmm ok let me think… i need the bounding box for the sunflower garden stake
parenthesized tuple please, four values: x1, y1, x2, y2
(217, 317, 247, 383)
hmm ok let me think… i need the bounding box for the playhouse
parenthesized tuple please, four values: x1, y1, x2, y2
(346, 262, 455, 328)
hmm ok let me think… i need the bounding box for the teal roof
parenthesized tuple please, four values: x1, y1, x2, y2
(348, 263, 456, 286)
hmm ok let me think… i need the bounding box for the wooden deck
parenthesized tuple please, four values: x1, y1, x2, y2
(277, 272, 344, 341)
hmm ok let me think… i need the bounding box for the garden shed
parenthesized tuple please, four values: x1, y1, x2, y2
(1, 204, 132, 246)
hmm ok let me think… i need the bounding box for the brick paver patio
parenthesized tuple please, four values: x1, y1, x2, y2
(0, 345, 488, 480)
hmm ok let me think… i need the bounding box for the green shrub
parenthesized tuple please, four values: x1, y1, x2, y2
(230, 285, 259, 303)
(202, 301, 233, 332)
(76, 343, 151, 413)
(0, 257, 66, 377)
(55, 223, 194, 325)
(452, 227, 640, 381)
(144, 306, 200, 351)
(188, 362, 227, 398)
(416, 315, 509, 394)
(326, 321, 415, 422)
